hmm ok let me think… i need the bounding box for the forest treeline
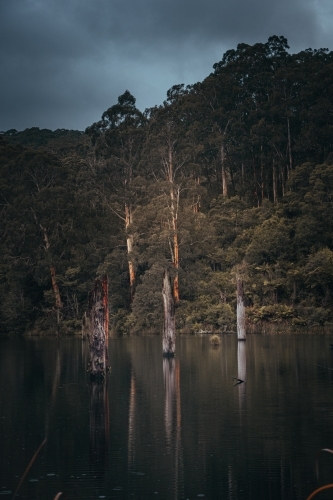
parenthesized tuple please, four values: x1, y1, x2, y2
(1, 35, 333, 335)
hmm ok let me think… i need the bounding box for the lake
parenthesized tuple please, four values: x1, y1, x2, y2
(1, 334, 333, 499)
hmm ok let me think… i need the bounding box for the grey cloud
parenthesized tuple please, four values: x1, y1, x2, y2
(0, 0, 332, 131)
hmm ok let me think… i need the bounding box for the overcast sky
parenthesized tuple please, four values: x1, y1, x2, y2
(1, 0, 333, 132)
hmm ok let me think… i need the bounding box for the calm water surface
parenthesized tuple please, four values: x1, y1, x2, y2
(1, 334, 333, 499)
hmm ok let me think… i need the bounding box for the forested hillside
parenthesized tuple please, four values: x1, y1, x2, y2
(1, 36, 333, 335)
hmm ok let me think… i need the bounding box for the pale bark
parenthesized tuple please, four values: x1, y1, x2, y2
(221, 144, 228, 197)
(220, 121, 230, 196)
(273, 159, 277, 205)
(162, 270, 176, 356)
(125, 204, 136, 294)
(260, 144, 264, 202)
(193, 177, 201, 214)
(287, 116, 293, 177)
(241, 162, 245, 194)
(88, 275, 110, 379)
(237, 277, 246, 341)
(163, 141, 180, 303)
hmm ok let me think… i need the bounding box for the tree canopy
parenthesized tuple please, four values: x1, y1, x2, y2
(2, 36, 333, 335)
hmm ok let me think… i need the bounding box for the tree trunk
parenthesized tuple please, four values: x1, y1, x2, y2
(173, 230, 180, 303)
(169, 180, 179, 302)
(272, 159, 277, 205)
(50, 266, 63, 310)
(88, 275, 110, 379)
(287, 116, 293, 176)
(260, 145, 264, 202)
(221, 144, 228, 196)
(162, 270, 176, 356)
(125, 204, 136, 296)
(237, 277, 246, 341)
(50, 266, 63, 334)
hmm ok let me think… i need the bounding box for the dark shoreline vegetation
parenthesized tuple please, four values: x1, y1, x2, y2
(1, 35, 333, 337)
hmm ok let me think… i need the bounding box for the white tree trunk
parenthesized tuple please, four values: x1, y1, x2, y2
(237, 277, 246, 341)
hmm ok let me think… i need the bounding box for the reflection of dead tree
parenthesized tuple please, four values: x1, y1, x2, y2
(88, 276, 110, 380)
(163, 357, 183, 498)
(236, 341, 246, 415)
(89, 381, 109, 469)
(163, 357, 176, 446)
(127, 370, 136, 470)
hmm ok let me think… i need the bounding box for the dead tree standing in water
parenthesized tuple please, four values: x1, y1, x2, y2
(88, 276, 110, 380)
(162, 270, 176, 356)
(237, 277, 246, 341)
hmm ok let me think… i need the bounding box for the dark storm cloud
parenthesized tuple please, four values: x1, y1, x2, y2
(0, 0, 330, 131)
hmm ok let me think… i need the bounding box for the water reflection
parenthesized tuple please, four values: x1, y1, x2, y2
(2, 335, 333, 499)
(128, 370, 136, 469)
(89, 381, 109, 470)
(163, 357, 183, 499)
(237, 341, 246, 412)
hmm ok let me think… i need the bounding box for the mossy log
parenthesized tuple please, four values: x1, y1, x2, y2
(162, 270, 176, 356)
(88, 275, 110, 380)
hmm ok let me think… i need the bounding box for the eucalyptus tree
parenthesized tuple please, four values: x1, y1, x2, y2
(0, 139, 77, 331)
(141, 88, 197, 303)
(86, 91, 147, 298)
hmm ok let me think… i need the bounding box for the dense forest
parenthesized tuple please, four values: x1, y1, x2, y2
(1, 35, 333, 336)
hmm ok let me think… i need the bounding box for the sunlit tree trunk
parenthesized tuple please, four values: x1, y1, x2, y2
(163, 140, 180, 303)
(125, 204, 136, 296)
(287, 116, 293, 177)
(272, 159, 277, 205)
(260, 144, 265, 202)
(32, 212, 63, 330)
(162, 270, 176, 356)
(88, 275, 110, 379)
(220, 121, 230, 196)
(193, 177, 201, 214)
(237, 277, 246, 341)
(221, 143, 228, 197)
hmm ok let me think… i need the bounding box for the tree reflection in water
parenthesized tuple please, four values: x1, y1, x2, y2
(163, 357, 183, 499)
(89, 380, 109, 471)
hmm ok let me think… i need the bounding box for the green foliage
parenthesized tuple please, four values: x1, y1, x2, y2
(2, 36, 333, 334)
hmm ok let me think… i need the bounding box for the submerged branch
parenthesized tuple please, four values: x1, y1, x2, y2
(12, 438, 47, 500)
